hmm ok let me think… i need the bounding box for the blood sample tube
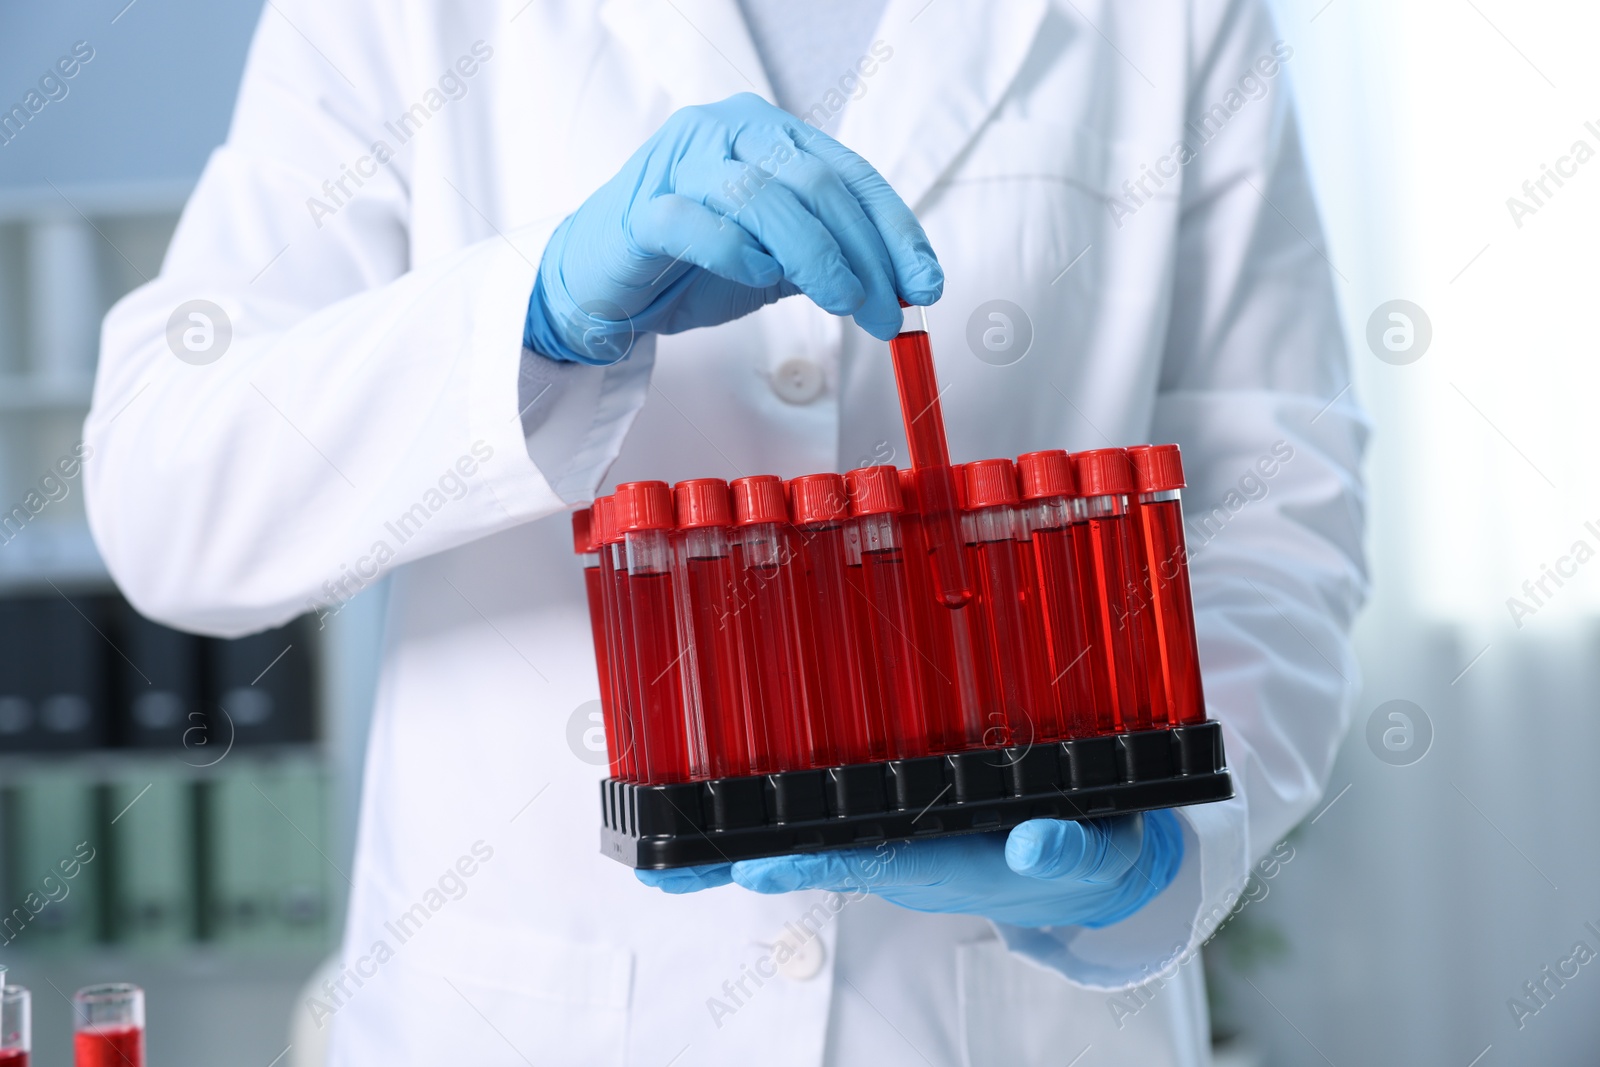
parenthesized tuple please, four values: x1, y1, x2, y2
(595, 497, 639, 780)
(671, 479, 751, 778)
(1, 985, 29, 1067)
(1017, 451, 1099, 739)
(897, 469, 962, 752)
(615, 481, 691, 784)
(889, 303, 972, 609)
(1128, 444, 1207, 726)
(730, 476, 811, 772)
(572, 507, 625, 778)
(1071, 450, 1158, 733)
(847, 466, 930, 758)
(790, 473, 872, 765)
(960, 459, 1055, 746)
(72, 984, 143, 1067)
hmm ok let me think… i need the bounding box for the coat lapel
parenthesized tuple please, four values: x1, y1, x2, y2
(597, 0, 775, 110)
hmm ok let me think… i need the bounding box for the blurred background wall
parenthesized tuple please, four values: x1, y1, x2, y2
(2, 1, 1598, 1065)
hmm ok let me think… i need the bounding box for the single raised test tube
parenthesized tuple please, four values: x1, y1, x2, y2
(73, 984, 143, 1067)
(961, 459, 1054, 746)
(1, 985, 29, 1067)
(1128, 444, 1207, 726)
(847, 466, 930, 758)
(730, 476, 811, 773)
(889, 302, 972, 609)
(1017, 450, 1099, 739)
(672, 478, 751, 778)
(790, 473, 871, 766)
(1071, 450, 1157, 733)
(615, 481, 691, 784)
(572, 507, 624, 778)
(595, 497, 639, 780)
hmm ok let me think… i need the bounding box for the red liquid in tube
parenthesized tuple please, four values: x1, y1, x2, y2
(672, 479, 751, 778)
(595, 498, 639, 779)
(74, 1027, 142, 1067)
(847, 467, 930, 758)
(616, 482, 691, 784)
(960, 460, 1055, 746)
(790, 473, 870, 766)
(730, 476, 811, 773)
(1018, 451, 1098, 739)
(1129, 445, 1207, 726)
(898, 469, 962, 752)
(0, 1051, 25, 1067)
(573, 508, 625, 777)
(1072, 451, 1157, 733)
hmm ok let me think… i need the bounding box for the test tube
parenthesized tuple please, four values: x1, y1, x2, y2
(1, 985, 29, 1067)
(1071, 450, 1157, 733)
(615, 481, 691, 783)
(730, 475, 811, 773)
(1017, 450, 1099, 739)
(671, 479, 751, 778)
(889, 303, 972, 609)
(595, 497, 639, 780)
(960, 460, 1055, 746)
(1128, 444, 1207, 726)
(897, 469, 963, 752)
(790, 473, 872, 765)
(847, 466, 930, 758)
(572, 507, 625, 778)
(72, 984, 143, 1067)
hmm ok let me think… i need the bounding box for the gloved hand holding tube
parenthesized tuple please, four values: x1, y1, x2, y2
(525, 93, 944, 364)
(637, 811, 1184, 930)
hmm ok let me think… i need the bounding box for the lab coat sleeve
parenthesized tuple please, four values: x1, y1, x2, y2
(992, 0, 1369, 988)
(83, 0, 652, 637)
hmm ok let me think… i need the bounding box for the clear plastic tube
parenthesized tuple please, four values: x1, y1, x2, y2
(596, 498, 639, 779)
(73, 984, 143, 1067)
(617, 482, 691, 784)
(573, 508, 625, 778)
(1128, 443, 1207, 726)
(1, 985, 29, 1067)
(897, 469, 962, 753)
(791, 473, 869, 766)
(1018, 451, 1097, 739)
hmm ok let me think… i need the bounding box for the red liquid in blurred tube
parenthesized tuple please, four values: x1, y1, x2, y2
(74, 1027, 142, 1067)
(616, 482, 691, 783)
(595, 498, 640, 779)
(672, 479, 752, 777)
(730, 476, 811, 773)
(0, 1051, 24, 1067)
(790, 473, 870, 765)
(847, 467, 929, 758)
(1072, 450, 1157, 732)
(1129, 445, 1207, 725)
(1018, 451, 1098, 738)
(573, 508, 626, 778)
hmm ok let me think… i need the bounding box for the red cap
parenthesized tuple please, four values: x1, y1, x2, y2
(594, 496, 619, 545)
(1071, 449, 1136, 497)
(1017, 450, 1075, 500)
(571, 507, 596, 554)
(673, 478, 732, 529)
(1127, 444, 1186, 493)
(730, 475, 789, 525)
(614, 480, 674, 532)
(789, 473, 850, 525)
(962, 458, 1019, 509)
(846, 466, 904, 516)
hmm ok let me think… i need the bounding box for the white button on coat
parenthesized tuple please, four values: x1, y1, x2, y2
(770, 357, 826, 404)
(774, 930, 827, 981)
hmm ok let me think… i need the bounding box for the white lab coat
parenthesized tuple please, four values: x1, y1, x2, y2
(85, 0, 1367, 1063)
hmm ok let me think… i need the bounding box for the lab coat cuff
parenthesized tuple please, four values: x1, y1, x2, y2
(988, 795, 1249, 993)
(517, 337, 657, 504)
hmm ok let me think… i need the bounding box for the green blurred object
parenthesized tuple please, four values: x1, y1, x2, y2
(1, 765, 102, 951)
(107, 764, 198, 948)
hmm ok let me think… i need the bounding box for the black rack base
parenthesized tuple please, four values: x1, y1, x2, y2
(600, 721, 1232, 869)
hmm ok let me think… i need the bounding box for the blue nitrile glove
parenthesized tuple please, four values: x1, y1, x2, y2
(524, 92, 943, 365)
(636, 811, 1184, 929)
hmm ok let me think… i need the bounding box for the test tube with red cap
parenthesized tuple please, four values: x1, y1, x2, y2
(72, 984, 143, 1067)
(615, 481, 691, 783)
(960, 459, 1055, 746)
(729, 475, 811, 772)
(573, 507, 626, 777)
(595, 497, 640, 779)
(1017, 451, 1100, 738)
(890, 303, 972, 610)
(847, 466, 930, 758)
(1, 984, 29, 1067)
(672, 478, 752, 778)
(789, 473, 869, 765)
(1071, 450, 1157, 733)
(897, 468, 965, 752)
(1128, 444, 1207, 726)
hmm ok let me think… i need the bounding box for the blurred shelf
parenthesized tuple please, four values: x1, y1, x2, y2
(0, 179, 192, 222)
(0, 520, 109, 592)
(0, 373, 94, 412)
(0, 742, 325, 775)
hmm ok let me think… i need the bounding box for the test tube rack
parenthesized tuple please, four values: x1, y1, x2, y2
(577, 311, 1232, 869)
